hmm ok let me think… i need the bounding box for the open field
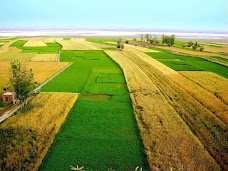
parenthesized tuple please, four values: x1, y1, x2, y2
(86, 38, 116, 49)
(30, 54, 58, 61)
(0, 47, 36, 61)
(118, 50, 228, 170)
(0, 40, 17, 53)
(153, 45, 228, 58)
(40, 50, 147, 170)
(180, 71, 228, 104)
(43, 38, 56, 43)
(147, 48, 228, 78)
(23, 40, 47, 47)
(105, 50, 221, 170)
(134, 50, 228, 123)
(11, 40, 61, 54)
(0, 92, 78, 170)
(72, 38, 102, 50)
(55, 38, 91, 50)
(1, 37, 227, 170)
(0, 61, 69, 94)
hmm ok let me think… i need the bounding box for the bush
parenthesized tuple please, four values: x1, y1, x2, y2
(0, 99, 3, 107)
(125, 40, 129, 44)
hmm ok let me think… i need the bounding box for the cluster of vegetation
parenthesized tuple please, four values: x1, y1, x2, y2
(161, 34, 175, 46)
(183, 41, 204, 51)
(116, 38, 124, 49)
(9, 61, 34, 102)
(40, 51, 148, 170)
(0, 93, 78, 171)
(138, 34, 159, 44)
(147, 48, 228, 78)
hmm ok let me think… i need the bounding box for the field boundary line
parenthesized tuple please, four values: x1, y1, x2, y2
(33, 62, 73, 93)
(0, 63, 72, 123)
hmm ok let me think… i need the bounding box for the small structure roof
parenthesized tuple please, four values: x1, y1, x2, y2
(3, 92, 14, 96)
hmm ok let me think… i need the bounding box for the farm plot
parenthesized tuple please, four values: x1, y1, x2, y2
(124, 44, 159, 53)
(180, 71, 228, 104)
(55, 38, 91, 50)
(147, 49, 228, 78)
(105, 51, 220, 171)
(11, 40, 61, 54)
(30, 54, 58, 61)
(110, 50, 228, 170)
(0, 47, 36, 61)
(71, 38, 102, 50)
(0, 93, 78, 171)
(43, 38, 56, 43)
(0, 40, 17, 53)
(132, 50, 228, 123)
(0, 61, 69, 93)
(40, 50, 147, 170)
(155, 45, 227, 58)
(23, 40, 47, 47)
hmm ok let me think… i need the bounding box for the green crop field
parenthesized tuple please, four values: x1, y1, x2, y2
(40, 50, 147, 170)
(86, 38, 117, 46)
(147, 48, 228, 78)
(11, 40, 62, 54)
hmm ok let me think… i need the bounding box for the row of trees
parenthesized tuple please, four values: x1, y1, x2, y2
(140, 34, 159, 45)
(136, 34, 176, 46)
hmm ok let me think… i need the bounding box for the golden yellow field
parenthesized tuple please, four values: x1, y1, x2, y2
(105, 50, 220, 171)
(0, 40, 17, 53)
(0, 92, 78, 170)
(43, 38, 56, 43)
(71, 38, 102, 50)
(30, 54, 58, 61)
(0, 47, 36, 61)
(23, 40, 47, 47)
(55, 38, 91, 50)
(203, 45, 228, 54)
(0, 61, 69, 93)
(180, 71, 228, 104)
(129, 50, 228, 123)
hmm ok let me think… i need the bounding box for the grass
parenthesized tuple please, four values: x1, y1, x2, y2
(86, 38, 117, 46)
(147, 48, 228, 78)
(0, 93, 78, 171)
(40, 50, 147, 170)
(63, 37, 71, 40)
(11, 40, 62, 54)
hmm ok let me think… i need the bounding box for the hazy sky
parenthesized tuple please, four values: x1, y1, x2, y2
(1, 0, 227, 31)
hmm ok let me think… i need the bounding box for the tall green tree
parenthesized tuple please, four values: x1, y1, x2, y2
(170, 35, 175, 46)
(116, 38, 124, 50)
(10, 61, 34, 102)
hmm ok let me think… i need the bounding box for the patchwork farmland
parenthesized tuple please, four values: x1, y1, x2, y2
(0, 37, 227, 171)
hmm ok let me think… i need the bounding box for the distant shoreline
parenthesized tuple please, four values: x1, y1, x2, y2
(0, 29, 227, 40)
